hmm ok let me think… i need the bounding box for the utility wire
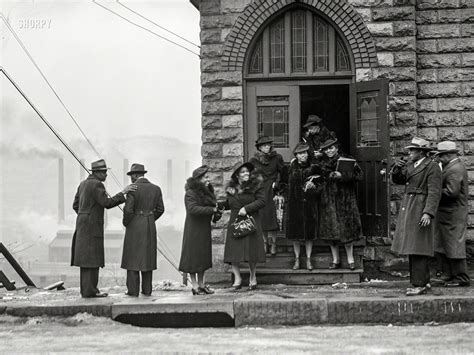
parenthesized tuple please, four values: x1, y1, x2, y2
(0, 13, 124, 190)
(116, 0, 200, 49)
(92, 0, 201, 58)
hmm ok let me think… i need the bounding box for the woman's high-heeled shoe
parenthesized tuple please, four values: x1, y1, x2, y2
(232, 281, 242, 290)
(198, 285, 215, 294)
(329, 262, 341, 270)
(348, 263, 355, 270)
(248, 282, 258, 290)
(306, 258, 313, 271)
(192, 288, 206, 295)
(292, 258, 300, 270)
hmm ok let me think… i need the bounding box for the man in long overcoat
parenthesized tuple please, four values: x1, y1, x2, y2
(433, 141, 470, 287)
(72, 159, 135, 298)
(391, 137, 442, 296)
(122, 163, 164, 296)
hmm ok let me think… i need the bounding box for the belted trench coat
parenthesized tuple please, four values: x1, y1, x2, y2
(71, 175, 125, 268)
(434, 158, 469, 259)
(121, 178, 164, 271)
(391, 158, 442, 256)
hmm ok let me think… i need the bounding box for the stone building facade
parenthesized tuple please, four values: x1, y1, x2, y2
(190, 0, 474, 273)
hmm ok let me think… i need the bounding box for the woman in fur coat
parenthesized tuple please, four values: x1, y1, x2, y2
(249, 136, 285, 255)
(220, 162, 266, 290)
(179, 165, 219, 295)
(318, 138, 363, 270)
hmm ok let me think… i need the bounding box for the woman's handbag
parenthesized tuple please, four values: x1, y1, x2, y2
(231, 215, 256, 239)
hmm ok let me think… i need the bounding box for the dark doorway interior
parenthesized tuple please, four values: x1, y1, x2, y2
(300, 85, 350, 154)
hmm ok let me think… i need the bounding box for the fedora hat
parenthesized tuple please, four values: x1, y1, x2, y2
(293, 142, 310, 155)
(231, 161, 255, 182)
(90, 159, 110, 171)
(320, 138, 338, 151)
(303, 114, 323, 128)
(434, 141, 459, 155)
(404, 137, 432, 151)
(192, 165, 209, 179)
(255, 136, 273, 147)
(127, 163, 147, 176)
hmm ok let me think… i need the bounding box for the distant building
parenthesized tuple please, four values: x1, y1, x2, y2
(190, 0, 473, 278)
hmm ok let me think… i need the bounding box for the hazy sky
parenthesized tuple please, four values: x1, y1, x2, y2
(1, 0, 202, 146)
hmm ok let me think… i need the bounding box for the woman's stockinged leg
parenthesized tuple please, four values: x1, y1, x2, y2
(249, 262, 257, 285)
(305, 241, 313, 258)
(197, 271, 205, 288)
(189, 273, 198, 290)
(231, 263, 242, 286)
(330, 244, 340, 264)
(293, 242, 301, 258)
(344, 242, 355, 264)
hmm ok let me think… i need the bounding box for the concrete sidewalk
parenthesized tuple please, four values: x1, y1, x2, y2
(1, 281, 473, 327)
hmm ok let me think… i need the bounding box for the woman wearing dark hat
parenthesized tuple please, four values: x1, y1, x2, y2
(249, 136, 285, 255)
(286, 142, 320, 270)
(178, 165, 219, 295)
(220, 162, 266, 290)
(318, 137, 363, 270)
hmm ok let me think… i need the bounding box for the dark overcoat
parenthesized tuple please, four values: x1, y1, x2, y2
(318, 154, 363, 244)
(178, 178, 216, 273)
(121, 178, 164, 271)
(285, 159, 319, 241)
(71, 175, 125, 268)
(221, 175, 266, 264)
(391, 158, 442, 256)
(249, 150, 284, 231)
(434, 158, 468, 259)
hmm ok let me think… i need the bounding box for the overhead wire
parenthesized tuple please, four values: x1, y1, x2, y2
(0, 13, 124, 190)
(116, 0, 200, 49)
(92, 0, 201, 58)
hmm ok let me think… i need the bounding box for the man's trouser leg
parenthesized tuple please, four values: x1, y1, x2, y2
(409, 255, 430, 287)
(141, 271, 153, 296)
(80, 267, 99, 297)
(435, 252, 451, 278)
(449, 258, 470, 285)
(126, 270, 140, 296)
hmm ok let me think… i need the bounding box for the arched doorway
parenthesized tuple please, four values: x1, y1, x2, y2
(243, 5, 389, 237)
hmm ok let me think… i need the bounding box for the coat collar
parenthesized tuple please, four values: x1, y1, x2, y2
(443, 157, 461, 171)
(135, 177, 149, 184)
(406, 157, 431, 179)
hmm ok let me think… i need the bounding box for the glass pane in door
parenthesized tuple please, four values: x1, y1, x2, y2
(357, 92, 380, 147)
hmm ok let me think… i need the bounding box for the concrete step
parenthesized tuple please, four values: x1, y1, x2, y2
(238, 268, 362, 285)
(260, 253, 363, 270)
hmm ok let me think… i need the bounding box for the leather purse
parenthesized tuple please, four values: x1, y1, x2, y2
(231, 215, 256, 239)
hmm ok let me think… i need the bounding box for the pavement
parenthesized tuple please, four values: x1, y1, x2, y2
(1, 280, 473, 327)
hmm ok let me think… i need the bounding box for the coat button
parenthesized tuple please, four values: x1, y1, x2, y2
(406, 182, 409, 185)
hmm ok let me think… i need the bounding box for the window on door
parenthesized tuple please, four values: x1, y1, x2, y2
(246, 7, 352, 78)
(257, 96, 290, 148)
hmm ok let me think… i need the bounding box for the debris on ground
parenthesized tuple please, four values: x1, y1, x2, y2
(331, 282, 348, 289)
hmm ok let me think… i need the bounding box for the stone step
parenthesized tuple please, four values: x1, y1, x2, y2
(260, 253, 363, 270)
(238, 268, 362, 285)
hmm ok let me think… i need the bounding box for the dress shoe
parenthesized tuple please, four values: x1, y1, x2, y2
(232, 282, 242, 290)
(124, 292, 138, 297)
(348, 263, 355, 270)
(93, 292, 108, 298)
(270, 243, 277, 256)
(198, 285, 215, 294)
(306, 258, 313, 271)
(406, 286, 427, 296)
(329, 262, 341, 270)
(292, 258, 300, 270)
(192, 288, 206, 295)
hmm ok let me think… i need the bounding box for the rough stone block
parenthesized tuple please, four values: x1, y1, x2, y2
(437, 38, 474, 53)
(202, 143, 223, 158)
(373, 67, 416, 81)
(394, 52, 417, 66)
(389, 81, 417, 95)
(202, 128, 243, 143)
(416, 40, 437, 54)
(202, 115, 223, 129)
(393, 21, 417, 36)
(372, 6, 415, 21)
(461, 111, 474, 126)
(356, 68, 374, 81)
(460, 155, 474, 168)
(353, 8, 372, 22)
(203, 157, 243, 171)
(418, 112, 462, 127)
(416, 69, 438, 82)
(438, 68, 474, 82)
(222, 143, 243, 157)
(439, 126, 474, 140)
(418, 83, 473, 98)
(416, 10, 438, 24)
(463, 141, 474, 154)
(199, 0, 221, 15)
(201, 44, 223, 58)
(437, 97, 474, 111)
(200, 14, 238, 29)
(418, 54, 462, 68)
(221, 28, 232, 42)
(417, 0, 465, 10)
(390, 125, 417, 139)
(367, 23, 394, 36)
(211, 228, 226, 244)
(417, 127, 438, 140)
(377, 52, 395, 66)
(417, 98, 438, 111)
(202, 100, 243, 115)
(222, 114, 243, 128)
(202, 87, 221, 101)
(201, 58, 221, 73)
(201, 72, 242, 87)
(461, 23, 474, 37)
(438, 9, 474, 23)
(221, 0, 252, 13)
(201, 29, 222, 44)
(375, 37, 416, 51)
(394, 111, 418, 125)
(462, 53, 474, 67)
(221, 86, 243, 100)
(389, 96, 417, 111)
(347, 0, 394, 6)
(417, 24, 461, 39)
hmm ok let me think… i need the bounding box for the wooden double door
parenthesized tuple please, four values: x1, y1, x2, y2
(245, 79, 390, 238)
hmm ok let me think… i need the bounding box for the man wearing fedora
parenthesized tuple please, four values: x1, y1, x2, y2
(121, 163, 164, 297)
(391, 137, 442, 296)
(301, 114, 334, 161)
(433, 141, 470, 287)
(72, 159, 136, 298)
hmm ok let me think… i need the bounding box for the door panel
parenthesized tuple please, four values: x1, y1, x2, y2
(350, 79, 389, 238)
(246, 84, 300, 161)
